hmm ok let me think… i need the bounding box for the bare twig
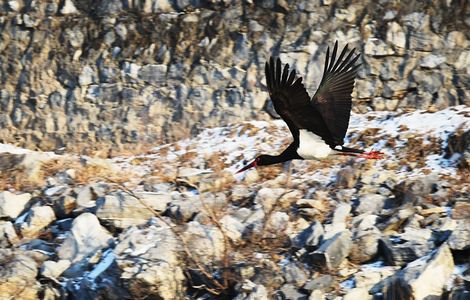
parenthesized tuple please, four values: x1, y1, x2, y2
(105, 178, 226, 295)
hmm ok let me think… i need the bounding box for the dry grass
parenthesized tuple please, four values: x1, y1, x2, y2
(0, 167, 38, 191)
(0, 157, 132, 191)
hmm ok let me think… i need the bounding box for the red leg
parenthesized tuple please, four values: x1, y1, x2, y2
(335, 151, 384, 159)
(358, 151, 384, 159)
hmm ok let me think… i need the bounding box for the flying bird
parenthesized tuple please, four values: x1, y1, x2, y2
(237, 41, 383, 173)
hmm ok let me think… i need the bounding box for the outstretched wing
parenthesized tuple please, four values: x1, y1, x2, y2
(312, 41, 361, 145)
(265, 57, 333, 144)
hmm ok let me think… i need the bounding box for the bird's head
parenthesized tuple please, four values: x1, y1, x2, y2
(236, 155, 271, 174)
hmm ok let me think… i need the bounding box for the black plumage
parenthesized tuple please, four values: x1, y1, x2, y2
(237, 41, 382, 173)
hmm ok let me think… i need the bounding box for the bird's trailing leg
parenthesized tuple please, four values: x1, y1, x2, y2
(336, 150, 384, 159)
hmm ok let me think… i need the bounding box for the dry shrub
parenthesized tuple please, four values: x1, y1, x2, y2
(0, 167, 38, 191)
(257, 165, 283, 181)
(40, 157, 131, 185)
(180, 151, 198, 162)
(237, 123, 261, 137)
(205, 152, 228, 173)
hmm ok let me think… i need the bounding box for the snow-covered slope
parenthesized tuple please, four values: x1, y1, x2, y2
(111, 105, 470, 184)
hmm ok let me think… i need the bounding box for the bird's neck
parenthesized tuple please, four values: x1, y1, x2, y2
(264, 142, 301, 166)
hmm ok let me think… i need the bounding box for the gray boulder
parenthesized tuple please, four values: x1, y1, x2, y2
(57, 213, 113, 265)
(115, 222, 185, 300)
(310, 230, 352, 270)
(383, 244, 454, 299)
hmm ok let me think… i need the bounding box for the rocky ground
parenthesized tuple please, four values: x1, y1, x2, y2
(0, 105, 469, 299)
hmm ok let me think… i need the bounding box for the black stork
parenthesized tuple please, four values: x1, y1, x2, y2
(237, 41, 383, 174)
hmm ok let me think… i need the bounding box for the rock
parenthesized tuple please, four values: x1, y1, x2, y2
(283, 261, 309, 287)
(349, 215, 381, 263)
(380, 232, 434, 266)
(336, 165, 359, 188)
(41, 260, 71, 280)
(278, 284, 307, 299)
(354, 264, 398, 290)
(383, 244, 454, 300)
(138, 192, 173, 212)
(420, 54, 446, 69)
(264, 211, 289, 238)
(167, 192, 221, 222)
(254, 187, 287, 212)
(343, 288, 371, 300)
(44, 185, 69, 197)
(95, 192, 155, 228)
(235, 282, 269, 300)
(448, 201, 470, 251)
(166, 193, 199, 221)
(393, 175, 438, 206)
(455, 51, 470, 73)
(54, 195, 76, 218)
(230, 185, 254, 203)
(57, 213, 113, 264)
(0, 191, 32, 219)
(323, 203, 350, 240)
(309, 290, 325, 300)
(296, 198, 327, 219)
(183, 221, 225, 265)
(75, 184, 99, 208)
(355, 194, 387, 215)
(0, 250, 40, 299)
(0, 221, 19, 246)
(79, 65, 96, 86)
(115, 222, 185, 300)
(220, 215, 245, 244)
(386, 22, 406, 51)
(310, 230, 352, 270)
(139, 64, 167, 84)
(365, 37, 394, 57)
(292, 220, 324, 248)
(61, 0, 78, 14)
(303, 274, 335, 293)
(19, 206, 56, 238)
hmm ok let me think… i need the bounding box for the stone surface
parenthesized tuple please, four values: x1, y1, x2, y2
(57, 213, 113, 264)
(310, 230, 352, 270)
(420, 54, 446, 69)
(383, 244, 454, 300)
(19, 206, 56, 238)
(380, 233, 434, 266)
(343, 288, 371, 300)
(448, 220, 470, 251)
(303, 274, 335, 293)
(350, 215, 381, 263)
(0, 221, 20, 246)
(355, 194, 387, 215)
(41, 260, 71, 280)
(0, 191, 32, 219)
(183, 221, 225, 265)
(115, 222, 185, 300)
(292, 220, 324, 248)
(0, 250, 40, 299)
(95, 192, 155, 228)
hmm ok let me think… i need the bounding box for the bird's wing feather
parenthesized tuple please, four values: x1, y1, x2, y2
(265, 57, 333, 144)
(312, 41, 361, 145)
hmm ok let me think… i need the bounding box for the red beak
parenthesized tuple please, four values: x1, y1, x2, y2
(236, 160, 257, 174)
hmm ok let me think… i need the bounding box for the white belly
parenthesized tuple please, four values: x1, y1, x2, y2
(297, 129, 334, 160)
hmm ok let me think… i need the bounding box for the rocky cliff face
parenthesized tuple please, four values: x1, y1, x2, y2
(0, 0, 469, 153)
